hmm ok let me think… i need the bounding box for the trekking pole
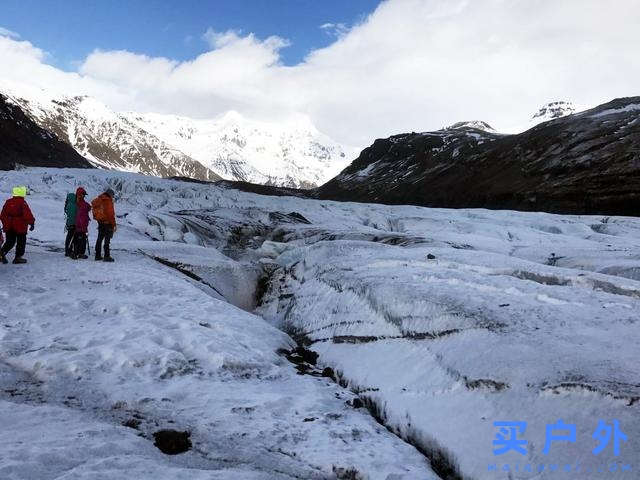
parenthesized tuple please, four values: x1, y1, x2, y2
(87, 233, 91, 255)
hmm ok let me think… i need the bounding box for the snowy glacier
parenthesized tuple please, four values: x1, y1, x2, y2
(0, 168, 638, 479)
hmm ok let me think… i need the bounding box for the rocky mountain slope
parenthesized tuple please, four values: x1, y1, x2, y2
(0, 94, 92, 171)
(316, 97, 640, 216)
(1, 85, 220, 181)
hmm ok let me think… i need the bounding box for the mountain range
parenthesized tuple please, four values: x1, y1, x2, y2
(3, 81, 638, 216)
(316, 97, 640, 215)
(0, 82, 352, 187)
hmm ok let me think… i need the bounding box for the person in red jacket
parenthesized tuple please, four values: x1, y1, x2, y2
(71, 187, 91, 260)
(1, 186, 35, 264)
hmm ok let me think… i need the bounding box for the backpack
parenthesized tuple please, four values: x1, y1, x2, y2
(64, 193, 77, 226)
(91, 195, 108, 223)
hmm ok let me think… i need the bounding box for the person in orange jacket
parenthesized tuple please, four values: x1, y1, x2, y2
(1, 186, 35, 264)
(91, 188, 116, 262)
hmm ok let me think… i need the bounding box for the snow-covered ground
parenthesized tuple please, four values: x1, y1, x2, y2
(1, 168, 638, 479)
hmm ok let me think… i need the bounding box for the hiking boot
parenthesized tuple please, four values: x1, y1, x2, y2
(1, 254, 7, 265)
(103, 256, 115, 263)
(95, 255, 103, 261)
(13, 257, 27, 264)
(78, 255, 88, 260)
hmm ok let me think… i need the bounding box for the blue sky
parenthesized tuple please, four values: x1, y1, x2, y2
(2, 0, 382, 69)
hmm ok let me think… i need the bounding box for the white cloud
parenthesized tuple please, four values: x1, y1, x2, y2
(319, 22, 350, 38)
(0, 26, 20, 39)
(202, 28, 290, 52)
(202, 28, 243, 49)
(1, 0, 639, 148)
(77, 29, 293, 116)
(0, 36, 128, 107)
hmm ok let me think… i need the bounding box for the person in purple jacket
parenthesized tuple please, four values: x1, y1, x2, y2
(71, 187, 91, 260)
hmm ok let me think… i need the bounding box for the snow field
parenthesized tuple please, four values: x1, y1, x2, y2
(1, 167, 639, 479)
(0, 169, 436, 479)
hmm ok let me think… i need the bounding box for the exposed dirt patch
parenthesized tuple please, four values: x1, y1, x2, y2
(153, 429, 192, 455)
(277, 345, 322, 376)
(122, 418, 141, 429)
(332, 465, 365, 479)
(464, 377, 509, 392)
(510, 269, 571, 286)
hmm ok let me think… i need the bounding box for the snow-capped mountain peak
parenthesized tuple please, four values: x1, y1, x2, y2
(444, 120, 496, 132)
(502, 100, 584, 134)
(70, 95, 121, 123)
(531, 100, 576, 122)
(121, 111, 355, 188)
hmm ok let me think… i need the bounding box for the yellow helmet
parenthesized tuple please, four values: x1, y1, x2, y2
(12, 186, 27, 197)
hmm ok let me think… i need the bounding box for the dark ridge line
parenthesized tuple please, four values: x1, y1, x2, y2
(305, 329, 463, 345)
(301, 319, 373, 336)
(508, 269, 640, 299)
(358, 395, 468, 480)
(276, 340, 468, 480)
(541, 382, 640, 407)
(142, 252, 228, 300)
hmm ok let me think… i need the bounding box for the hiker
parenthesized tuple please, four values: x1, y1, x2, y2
(71, 187, 91, 260)
(91, 188, 116, 262)
(1, 186, 35, 264)
(64, 191, 77, 256)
